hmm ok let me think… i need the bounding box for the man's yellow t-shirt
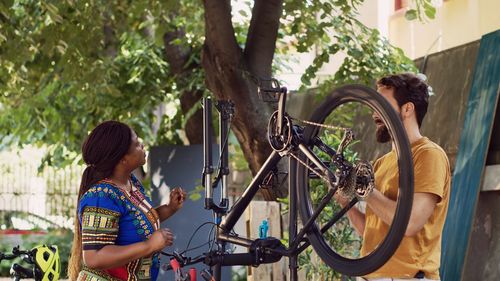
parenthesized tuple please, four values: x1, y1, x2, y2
(361, 137, 451, 279)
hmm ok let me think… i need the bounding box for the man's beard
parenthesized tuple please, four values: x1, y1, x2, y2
(376, 124, 391, 143)
(375, 111, 404, 143)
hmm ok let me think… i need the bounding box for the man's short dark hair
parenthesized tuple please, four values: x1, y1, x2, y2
(377, 73, 430, 127)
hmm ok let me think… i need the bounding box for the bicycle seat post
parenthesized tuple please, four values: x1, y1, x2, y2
(276, 87, 288, 136)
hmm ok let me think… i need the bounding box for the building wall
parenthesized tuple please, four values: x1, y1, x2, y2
(279, 0, 500, 89)
(388, 0, 500, 59)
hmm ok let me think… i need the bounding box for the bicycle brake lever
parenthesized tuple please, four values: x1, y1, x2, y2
(12, 245, 20, 255)
(172, 251, 186, 265)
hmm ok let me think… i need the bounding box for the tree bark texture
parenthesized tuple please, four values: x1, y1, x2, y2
(202, 0, 285, 199)
(163, 29, 204, 144)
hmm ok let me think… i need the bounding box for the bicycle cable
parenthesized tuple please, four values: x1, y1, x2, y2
(180, 221, 219, 255)
(211, 124, 232, 189)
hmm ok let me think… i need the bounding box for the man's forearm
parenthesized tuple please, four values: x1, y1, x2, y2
(365, 190, 439, 236)
(366, 189, 397, 226)
(346, 207, 366, 236)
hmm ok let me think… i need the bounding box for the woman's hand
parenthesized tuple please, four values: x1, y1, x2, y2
(147, 228, 174, 253)
(83, 228, 175, 269)
(155, 187, 187, 221)
(167, 187, 187, 212)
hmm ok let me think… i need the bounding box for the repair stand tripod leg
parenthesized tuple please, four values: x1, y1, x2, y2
(289, 157, 299, 281)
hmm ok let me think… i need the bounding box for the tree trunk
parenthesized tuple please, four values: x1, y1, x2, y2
(202, 0, 285, 200)
(163, 29, 204, 144)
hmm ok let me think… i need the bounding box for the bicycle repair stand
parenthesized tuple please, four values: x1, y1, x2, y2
(202, 97, 231, 281)
(202, 95, 300, 281)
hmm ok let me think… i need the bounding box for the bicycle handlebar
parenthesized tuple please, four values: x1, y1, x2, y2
(0, 246, 32, 262)
(0, 253, 17, 261)
(164, 254, 206, 271)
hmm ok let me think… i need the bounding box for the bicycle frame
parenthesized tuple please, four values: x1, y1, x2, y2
(200, 85, 353, 281)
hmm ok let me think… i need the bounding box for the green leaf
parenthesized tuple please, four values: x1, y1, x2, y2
(424, 6, 436, 19)
(405, 9, 418, 21)
(189, 192, 201, 201)
(238, 10, 248, 18)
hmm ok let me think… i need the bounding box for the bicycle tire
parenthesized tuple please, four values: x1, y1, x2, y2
(296, 84, 414, 276)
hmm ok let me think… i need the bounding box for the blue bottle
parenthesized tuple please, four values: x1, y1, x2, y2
(259, 219, 269, 239)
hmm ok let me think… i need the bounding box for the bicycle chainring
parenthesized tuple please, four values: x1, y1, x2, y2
(267, 111, 293, 152)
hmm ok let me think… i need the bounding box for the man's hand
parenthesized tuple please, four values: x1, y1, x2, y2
(333, 191, 366, 236)
(334, 192, 351, 208)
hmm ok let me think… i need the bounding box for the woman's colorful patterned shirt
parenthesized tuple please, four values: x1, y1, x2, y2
(77, 174, 161, 281)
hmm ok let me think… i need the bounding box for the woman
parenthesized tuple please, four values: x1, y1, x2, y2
(68, 121, 186, 281)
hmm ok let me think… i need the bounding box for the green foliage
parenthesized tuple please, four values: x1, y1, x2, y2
(280, 0, 416, 92)
(231, 266, 247, 281)
(0, 0, 205, 165)
(405, 0, 437, 21)
(282, 129, 360, 280)
(188, 184, 204, 201)
(0, 0, 433, 169)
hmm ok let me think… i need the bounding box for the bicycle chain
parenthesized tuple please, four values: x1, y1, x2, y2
(288, 117, 354, 194)
(291, 117, 350, 132)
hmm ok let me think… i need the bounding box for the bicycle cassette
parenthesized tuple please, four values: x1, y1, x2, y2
(338, 160, 375, 201)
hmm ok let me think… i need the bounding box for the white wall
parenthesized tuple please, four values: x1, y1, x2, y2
(388, 0, 500, 59)
(277, 0, 500, 89)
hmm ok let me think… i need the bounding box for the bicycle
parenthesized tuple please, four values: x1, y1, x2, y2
(164, 79, 414, 280)
(0, 245, 60, 281)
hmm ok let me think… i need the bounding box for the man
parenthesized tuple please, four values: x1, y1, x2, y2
(338, 73, 451, 280)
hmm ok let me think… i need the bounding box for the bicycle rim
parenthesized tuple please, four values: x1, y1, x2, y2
(296, 84, 414, 276)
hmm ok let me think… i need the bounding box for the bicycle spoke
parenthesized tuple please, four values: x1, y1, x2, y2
(320, 197, 358, 234)
(293, 197, 358, 255)
(290, 187, 337, 250)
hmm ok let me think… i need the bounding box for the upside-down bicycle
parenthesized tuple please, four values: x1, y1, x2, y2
(164, 79, 414, 280)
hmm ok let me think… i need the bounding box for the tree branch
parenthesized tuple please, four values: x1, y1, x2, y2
(163, 29, 191, 74)
(203, 0, 241, 68)
(244, 0, 283, 78)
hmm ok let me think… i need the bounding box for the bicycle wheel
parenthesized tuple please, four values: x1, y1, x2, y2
(295, 84, 413, 276)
